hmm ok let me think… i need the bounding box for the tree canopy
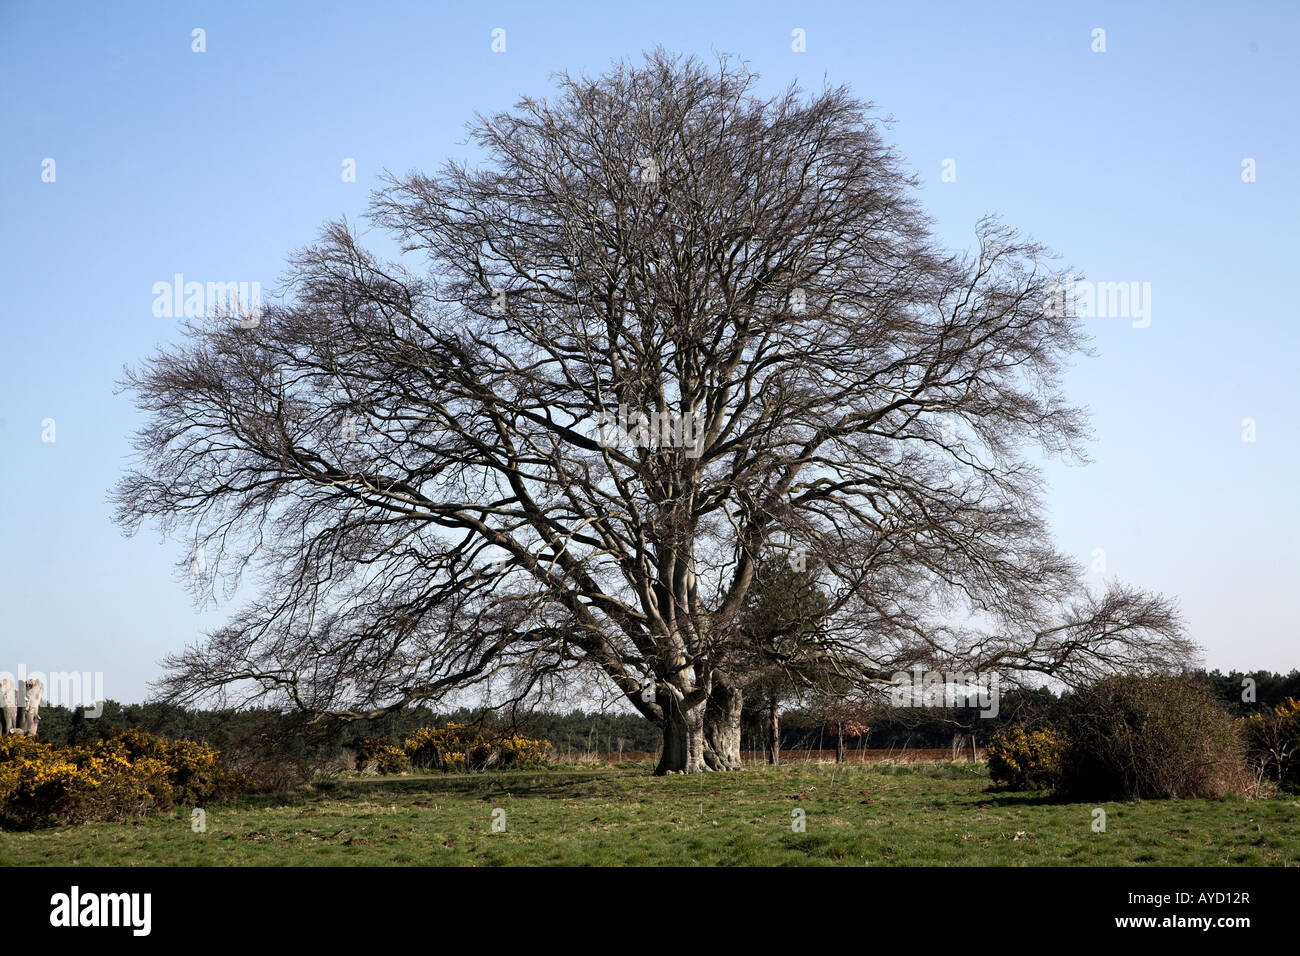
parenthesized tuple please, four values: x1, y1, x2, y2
(115, 50, 1195, 773)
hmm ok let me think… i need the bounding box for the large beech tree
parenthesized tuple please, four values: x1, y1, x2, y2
(115, 52, 1194, 773)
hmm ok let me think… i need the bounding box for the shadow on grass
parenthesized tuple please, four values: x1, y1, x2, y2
(306, 771, 619, 802)
(778, 832, 864, 862)
(957, 788, 1063, 808)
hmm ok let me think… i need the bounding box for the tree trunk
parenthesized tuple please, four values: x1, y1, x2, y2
(18, 679, 42, 735)
(0, 678, 40, 736)
(768, 694, 780, 766)
(0, 677, 16, 734)
(835, 722, 846, 763)
(655, 687, 708, 775)
(703, 679, 744, 771)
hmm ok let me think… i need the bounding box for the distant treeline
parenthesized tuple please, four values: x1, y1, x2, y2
(32, 668, 1299, 757)
(33, 701, 667, 759)
(767, 669, 1300, 751)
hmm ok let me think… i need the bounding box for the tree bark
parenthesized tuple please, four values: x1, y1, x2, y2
(0, 676, 15, 738)
(703, 679, 744, 771)
(768, 694, 780, 766)
(655, 687, 709, 775)
(835, 722, 846, 763)
(0, 678, 41, 736)
(18, 679, 42, 735)
(0, 677, 16, 735)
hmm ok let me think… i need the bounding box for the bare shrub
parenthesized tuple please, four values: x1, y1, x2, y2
(1056, 675, 1250, 800)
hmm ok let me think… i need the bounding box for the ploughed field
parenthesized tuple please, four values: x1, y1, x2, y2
(590, 748, 983, 764)
(2, 762, 1297, 866)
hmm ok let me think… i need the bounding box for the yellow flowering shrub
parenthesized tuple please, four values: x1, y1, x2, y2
(84, 729, 243, 805)
(0, 734, 48, 765)
(986, 725, 1065, 791)
(354, 738, 410, 773)
(1241, 696, 1300, 788)
(497, 733, 552, 767)
(403, 723, 551, 771)
(0, 741, 169, 828)
(0, 730, 244, 829)
(443, 750, 466, 773)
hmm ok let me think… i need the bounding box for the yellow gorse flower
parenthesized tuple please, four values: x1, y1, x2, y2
(0, 729, 241, 829)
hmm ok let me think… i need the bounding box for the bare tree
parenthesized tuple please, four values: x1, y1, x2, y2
(114, 51, 1195, 773)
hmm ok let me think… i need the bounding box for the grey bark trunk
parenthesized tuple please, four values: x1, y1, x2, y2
(835, 722, 846, 763)
(655, 688, 708, 775)
(703, 679, 744, 771)
(0, 677, 41, 736)
(19, 679, 42, 735)
(768, 694, 780, 766)
(0, 677, 15, 734)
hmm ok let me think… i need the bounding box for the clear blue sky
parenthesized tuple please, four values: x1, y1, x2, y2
(2, 1, 1297, 704)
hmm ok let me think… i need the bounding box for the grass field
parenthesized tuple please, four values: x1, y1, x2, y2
(2, 761, 1298, 866)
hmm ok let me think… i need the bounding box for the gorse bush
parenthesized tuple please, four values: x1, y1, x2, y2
(1240, 696, 1300, 790)
(1055, 675, 1249, 801)
(403, 722, 551, 771)
(404, 724, 464, 769)
(0, 751, 157, 830)
(0, 730, 245, 829)
(92, 728, 245, 805)
(496, 732, 552, 767)
(354, 738, 410, 774)
(986, 726, 1064, 791)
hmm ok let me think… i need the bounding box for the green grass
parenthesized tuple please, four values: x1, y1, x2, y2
(2, 762, 1298, 865)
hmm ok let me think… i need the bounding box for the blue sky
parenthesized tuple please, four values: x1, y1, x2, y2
(2, 1, 1297, 704)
